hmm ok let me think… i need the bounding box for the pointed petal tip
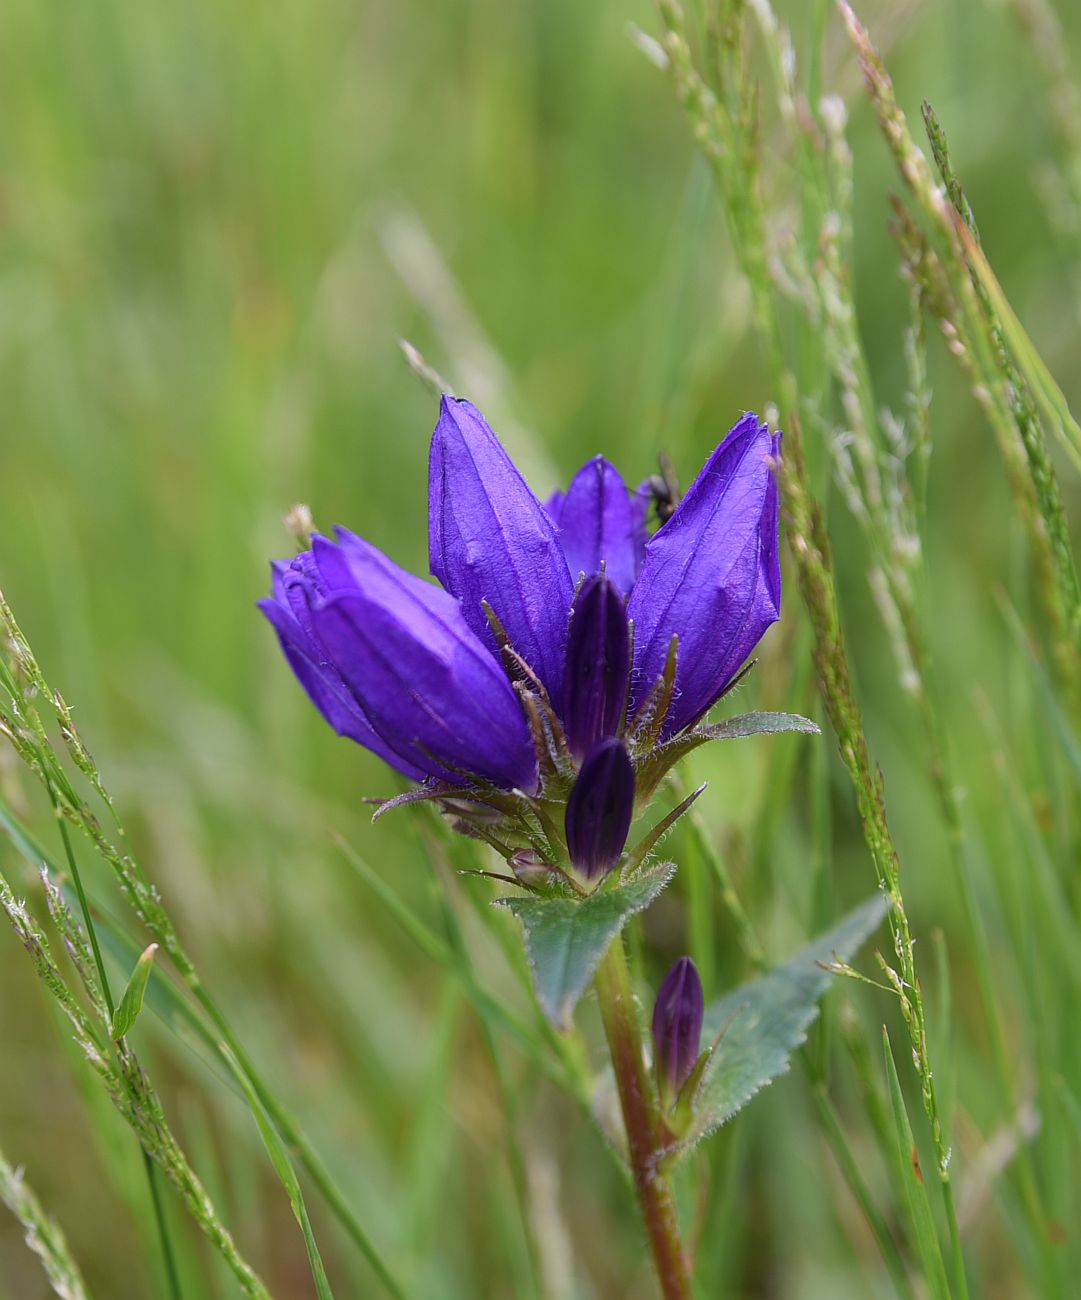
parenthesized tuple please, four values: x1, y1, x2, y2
(556, 454, 639, 594)
(428, 392, 573, 704)
(437, 391, 474, 419)
(310, 529, 340, 558)
(434, 393, 489, 436)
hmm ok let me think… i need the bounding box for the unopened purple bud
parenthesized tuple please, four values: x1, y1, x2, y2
(651, 956, 704, 1104)
(564, 738, 635, 880)
(562, 574, 630, 759)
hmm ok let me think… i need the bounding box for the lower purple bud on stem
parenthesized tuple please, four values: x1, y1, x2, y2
(651, 956, 704, 1106)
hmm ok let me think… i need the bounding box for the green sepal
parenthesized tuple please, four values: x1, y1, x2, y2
(666, 1046, 714, 1137)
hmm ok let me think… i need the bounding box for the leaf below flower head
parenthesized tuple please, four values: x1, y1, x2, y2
(495, 862, 676, 1028)
(590, 894, 888, 1161)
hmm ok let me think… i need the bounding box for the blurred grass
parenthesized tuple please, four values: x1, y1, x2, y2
(2, 0, 1081, 1296)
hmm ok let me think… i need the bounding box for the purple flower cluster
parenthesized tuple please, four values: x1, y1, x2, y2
(261, 398, 780, 825)
(262, 397, 780, 886)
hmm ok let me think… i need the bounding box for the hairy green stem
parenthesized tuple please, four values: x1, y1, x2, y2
(594, 941, 691, 1300)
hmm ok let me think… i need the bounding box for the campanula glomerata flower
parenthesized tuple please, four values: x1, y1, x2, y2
(261, 396, 780, 875)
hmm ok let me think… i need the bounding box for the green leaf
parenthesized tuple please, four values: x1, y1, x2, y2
(111, 943, 158, 1039)
(696, 710, 821, 740)
(635, 711, 819, 800)
(683, 894, 888, 1143)
(495, 863, 676, 1028)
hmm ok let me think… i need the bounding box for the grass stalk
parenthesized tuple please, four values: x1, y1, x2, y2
(0, 1145, 91, 1300)
(779, 422, 968, 1299)
(45, 772, 185, 1300)
(0, 585, 405, 1298)
(0, 871, 270, 1297)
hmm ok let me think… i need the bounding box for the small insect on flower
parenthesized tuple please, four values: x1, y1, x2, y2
(260, 398, 781, 877)
(643, 451, 682, 526)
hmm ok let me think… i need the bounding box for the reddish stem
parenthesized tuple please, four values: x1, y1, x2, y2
(596, 941, 692, 1300)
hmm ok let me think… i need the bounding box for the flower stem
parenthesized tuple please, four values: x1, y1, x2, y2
(594, 941, 691, 1300)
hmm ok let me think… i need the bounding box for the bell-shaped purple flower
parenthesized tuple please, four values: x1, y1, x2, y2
(429, 397, 574, 708)
(552, 456, 641, 594)
(263, 398, 783, 801)
(265, 528, 538, 792)
(564, 738, 635, 880)
(628, 414, 781, 738)
(651, 956, 704, 1105)
(259, 554, 428, 781)
(562, 574, 630, 759)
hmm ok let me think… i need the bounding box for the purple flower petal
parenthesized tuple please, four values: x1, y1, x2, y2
(308, 530, 539, 791)
(627, 414, 781, 737)
(429, 397, 574, 708)
(630, 479, 652, 575)
(259, 556, 427, 781)
(556, 456, 640, 594)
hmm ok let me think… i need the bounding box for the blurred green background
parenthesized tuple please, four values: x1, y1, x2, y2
(2, 0, 1081, 1296)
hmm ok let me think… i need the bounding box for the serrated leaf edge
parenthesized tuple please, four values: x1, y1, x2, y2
(494, 862, 676, 1028)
